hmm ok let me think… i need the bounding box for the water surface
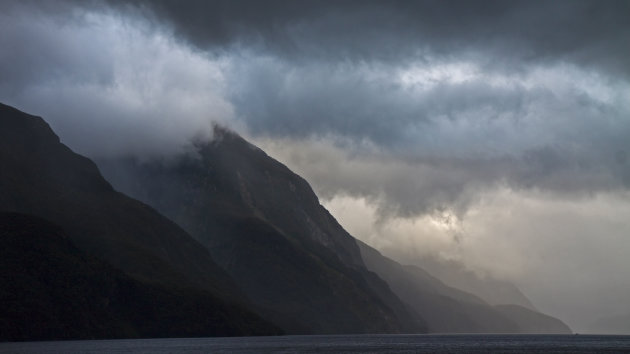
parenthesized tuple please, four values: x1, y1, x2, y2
(2, 334, 629, 353)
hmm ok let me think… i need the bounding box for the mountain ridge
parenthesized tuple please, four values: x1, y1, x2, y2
(98, 124, 571, 335)
(0, 102, 280, 339)
(98, 128, 426, 334)
(1, 102, 572, 337)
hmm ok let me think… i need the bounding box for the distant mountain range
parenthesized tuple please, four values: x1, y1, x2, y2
(414, 255, 537, 311)
(0, 102, 571, 340)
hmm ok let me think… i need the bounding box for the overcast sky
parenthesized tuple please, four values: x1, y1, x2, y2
(1, 0, 629, 331)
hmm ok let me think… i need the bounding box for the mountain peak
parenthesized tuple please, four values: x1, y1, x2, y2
(98, 127, 425, 334)
(0, 103, 279, 339)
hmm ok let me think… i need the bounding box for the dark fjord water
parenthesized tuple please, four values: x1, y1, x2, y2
(2, 334, 630, 354)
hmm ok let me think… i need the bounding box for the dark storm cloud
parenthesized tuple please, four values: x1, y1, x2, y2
(226, 59, 532, 146)
(231, 54, 630, 210)
(108, 0, 630, 76)
(97, 0, 630, 203)
(2, 0, 628, 197)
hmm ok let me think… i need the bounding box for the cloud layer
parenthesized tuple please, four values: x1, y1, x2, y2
(108, 0, 630, 77)
(0, 3, 234, 158)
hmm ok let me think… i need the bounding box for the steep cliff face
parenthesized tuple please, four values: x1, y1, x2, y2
(99, 127, 426, 334)
(0, 212, 279, 341)
(0, 103, 279, 339)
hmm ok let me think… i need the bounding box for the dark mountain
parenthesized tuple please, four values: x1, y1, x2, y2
(358, 240, 572, 334)
(98, 127, 426, 334)
(0, 103, 279, 339)
(99, 124, 572, 335)
(0, 102, 572, 337)
(0, 212, 280, 341)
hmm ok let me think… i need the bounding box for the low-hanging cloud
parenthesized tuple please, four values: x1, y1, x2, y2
(322, 189, 630, 331)
(0, 3, 235, 158)
(3, 0, 628, 196)
(250, 61, 630, 217)
(235, 57, 629, 146)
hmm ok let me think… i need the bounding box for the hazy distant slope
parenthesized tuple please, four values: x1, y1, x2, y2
(495, 305, 572, 334)
(358, 240, 519, 333)
(417, 256, 536, 310)
(0, 212, 280, 341)
(0, 102, 279, 338)
(99, 127, 426, 334)
(358, 240, 572, 334)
